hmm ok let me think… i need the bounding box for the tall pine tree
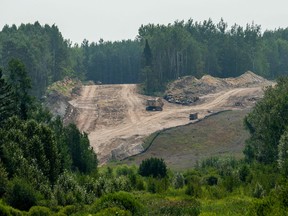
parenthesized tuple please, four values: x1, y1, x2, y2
(0, 68, 16, 125)
(7, 59, 32, 120)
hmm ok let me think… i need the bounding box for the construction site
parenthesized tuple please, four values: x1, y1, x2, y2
(45, 71, 274, 165)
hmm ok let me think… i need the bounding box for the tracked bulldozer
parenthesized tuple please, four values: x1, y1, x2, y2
(146, 97, 164, 111)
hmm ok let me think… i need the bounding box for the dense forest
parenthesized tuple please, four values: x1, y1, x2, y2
(1, 20, 288, 215)
(1, 19, 288, 96)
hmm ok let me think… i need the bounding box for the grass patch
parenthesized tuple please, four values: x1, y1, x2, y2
(133, 191, 201, 216)
(200, 195, 255, 216)
(122, 110, 250, 171)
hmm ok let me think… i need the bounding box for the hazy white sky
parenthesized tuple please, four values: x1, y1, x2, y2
(0, 0, 287, 44)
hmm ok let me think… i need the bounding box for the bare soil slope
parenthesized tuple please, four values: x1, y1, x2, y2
(67, 72, 273, 164)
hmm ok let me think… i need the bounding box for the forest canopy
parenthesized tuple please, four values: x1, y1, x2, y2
(1, 19, 288, 96)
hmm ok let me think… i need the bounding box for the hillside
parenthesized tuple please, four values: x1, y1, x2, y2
(42, 72, 274, 165)
(122, 110, 250, 170)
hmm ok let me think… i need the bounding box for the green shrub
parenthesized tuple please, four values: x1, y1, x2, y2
(173, 172, 185, 189)
(94, 207, 132, 216)
(0, 204, 11, 216)
(135, 177, 145, 191)
(28, 206, 52, 216)
(206, 176, 218, 186)
(147, 177, 169, 194)
(273, 182, 288, 208)
(5, 177, 40, 211)
(114, 176, 132, 192)
(185, 182, 202, 198)
(185, 183, 195, 196)
(158, 198, 201, 216)
(238, 164, 251, 183)
(252, 182, 265, 198)
(147, 178, 157, 194)
(248, 199, 272, 216)
(222, 173, 240, 192)
(138, 157, 167, 178)
(116, 166, 134, 177)
(0, 201, 24, 216)
(58, 205, 79, 215)
(91, 191, 145, 216)
(53, 171, 86, 206)
(0, 162, 8, 197)
(206, 185, 227, 199)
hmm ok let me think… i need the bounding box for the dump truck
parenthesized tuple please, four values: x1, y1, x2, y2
(146, 97, 164, 111)
(189, 113, 198, 120)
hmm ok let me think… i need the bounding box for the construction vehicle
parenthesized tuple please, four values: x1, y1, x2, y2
(189, 113, 198, 120)
(146, 97, 164, 111)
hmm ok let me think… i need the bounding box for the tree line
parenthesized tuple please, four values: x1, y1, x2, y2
(1, 20, 288, 96)
(0, 60, 98, 210)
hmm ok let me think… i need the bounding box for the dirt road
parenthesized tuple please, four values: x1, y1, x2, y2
(69, 83, 264, 164)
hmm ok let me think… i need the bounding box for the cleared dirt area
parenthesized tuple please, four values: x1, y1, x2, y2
(67, 72, 273, 165)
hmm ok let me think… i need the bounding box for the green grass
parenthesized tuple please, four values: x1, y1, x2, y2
(122, 110, 250, 171)
(200, 195, 255, 216)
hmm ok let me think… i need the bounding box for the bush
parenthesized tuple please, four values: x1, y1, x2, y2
(114, 176, 132, 192)
(91, 191, 145, 216)
(158, 198, 201, 216)
(222, 173, 240, 192)
(185, 182, 202, 198)
(206, 185, 227, 199)
(239, 164, 251, 182)
(28, 206, 52, 216)
(138, 157, 167, 178)
(272, 182, 288, 208)
(173, 172, 185, 189)
(58, 205, 80, 216)
(135, 177, 145, 191)
(0, 162, 8, 197)
(5, 177, 40, 211)
(0, 204, 11, 216)
(94, 207, 132, 216)
(0, 201, 24, 216)
(147, 177, 169, 194)
(252, 182, 265, 198)
(248, 199, 272, 216)
(206, 176, 218, 186)
(53, 171, 86, 206)
(116, 166, 135, 177)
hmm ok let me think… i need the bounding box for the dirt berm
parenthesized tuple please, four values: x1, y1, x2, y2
(46, 72, 274, 164)
(164, 71, 274, 105)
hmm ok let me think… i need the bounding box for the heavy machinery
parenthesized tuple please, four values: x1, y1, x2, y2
(146, 97, 164, 111)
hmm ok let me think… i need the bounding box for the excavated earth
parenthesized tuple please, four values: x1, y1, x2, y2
(50, 72, 274, 164)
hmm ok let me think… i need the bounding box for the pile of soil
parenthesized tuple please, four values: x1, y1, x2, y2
(44, 77, 82, 124)
(164, 71, 273, 105)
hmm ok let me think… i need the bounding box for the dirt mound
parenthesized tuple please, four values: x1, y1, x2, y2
(44, 77, 82, 124)
(165, 71, 273, 105)
(227, 71, 273, 87)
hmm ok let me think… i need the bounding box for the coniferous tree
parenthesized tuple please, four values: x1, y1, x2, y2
(138, 157, 167, 178)
(7, 59, 32, 120)
(0, 68, 16, 125)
